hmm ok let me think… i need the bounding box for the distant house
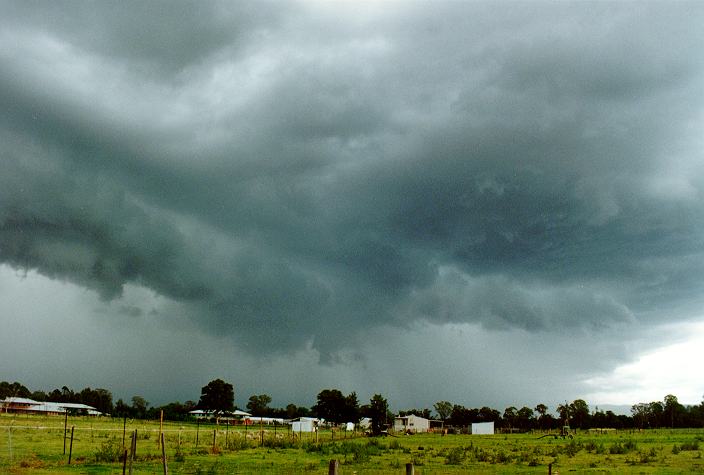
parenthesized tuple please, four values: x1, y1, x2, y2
(471, 422, 495, 434)
(290, 417, 320, 432)
(188, 409, 251, 423)
(0, 397, 101, 416)
(1, 397, 40, 413)
(358, 417, 372, 430)
(244, 416, 285, 425)
(394, 414, 430, 433)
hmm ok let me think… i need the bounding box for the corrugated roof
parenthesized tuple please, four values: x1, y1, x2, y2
(1, 397, 39, 404)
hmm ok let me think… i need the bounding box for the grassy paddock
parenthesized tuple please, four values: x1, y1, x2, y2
(1, 414, 703, 473)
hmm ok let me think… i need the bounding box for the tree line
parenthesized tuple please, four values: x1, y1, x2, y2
(2, 379, 703, 430)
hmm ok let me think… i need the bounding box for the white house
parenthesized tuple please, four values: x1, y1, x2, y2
(471, 421, 495, 434)
(394, 414, 430, 433)
(290, 417, 320, 432)
(359, 417, 372, 429)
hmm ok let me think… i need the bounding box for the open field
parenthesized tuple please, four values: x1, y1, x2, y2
(1, 414, 703, 474)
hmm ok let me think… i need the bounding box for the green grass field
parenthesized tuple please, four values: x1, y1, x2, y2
(1, 413, 703, 473)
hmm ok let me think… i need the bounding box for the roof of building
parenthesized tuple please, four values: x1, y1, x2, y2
(1, 397, 39, 405)
(189, 409, 252, 417)
(1, 398, 100, 414)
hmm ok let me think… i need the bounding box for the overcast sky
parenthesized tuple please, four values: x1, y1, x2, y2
(1, 1, 703, 413)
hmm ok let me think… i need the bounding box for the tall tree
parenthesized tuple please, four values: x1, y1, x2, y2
(0, 381, 31, 399)
(503, 406, 518, 430)
(557, 403, 571, 425)
(198, 379, 235, 416)
(535, 403, 548, 430)
(247, 394, 272, 416)
(569, 399, 590, 429)
(434, 401, 453, 422)
(312, 389, 358, 423)
(664, 394, 682, 428)
(516, 406, 535, 431)
(368, 394, 389, 436)
(131, 396, 149, 419)
(343, 391, 360, 423)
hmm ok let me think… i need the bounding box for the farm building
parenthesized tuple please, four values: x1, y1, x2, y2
(290, 417, 320, 432)
(394, 414, 430, 433)
(244, 416, 285, 425)
(0, 397, 101, 416)
(188, 409, 251, 423)
(471, 421, 495, 434)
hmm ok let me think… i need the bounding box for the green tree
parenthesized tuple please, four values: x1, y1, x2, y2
(517, 406, 535, 431)
(648, 401, 664, 428)
(631, 403, 650, 428)
(30, 390, 48, 402)
(569, 399, 590, 429)
(247, 394, 272, 416)
(664, 394, 682, 428)
(503, 406, 517, 430)
(131, 396, 149, 419)
(434, 401, 453, 421)
(312, 389, 358, 423)
(0, 381, 31, 399)
(477, 406, 500, 423)
(343, 391, 360, 423)
(113, 399, 131, 418)
(198, 379, 235, 416)
(557, 403, 571, 425)
(535, 403, 548, 430)
(368, 394, 389, 436)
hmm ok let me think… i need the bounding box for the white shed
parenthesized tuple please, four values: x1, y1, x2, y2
(291, 417, 319, 432)
(394, 414, 430, 433)
(471, 422, 495, 434)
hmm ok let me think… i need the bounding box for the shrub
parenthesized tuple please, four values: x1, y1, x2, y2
(680, 440, 699, 451)
(610, 440, 637, 455)
(93, 439, 123, 462)
(445, 447, 465, 465)
(563, 440, 582, 457)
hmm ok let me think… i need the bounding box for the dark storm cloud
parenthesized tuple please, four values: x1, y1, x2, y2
(1, 1, 703, 359)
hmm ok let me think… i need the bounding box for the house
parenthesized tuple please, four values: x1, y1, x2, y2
(358, 417, 372, 429)
(0, 397, 101, 416)
(471, 421, 495, 434)
(1, 397, 39, 413)
(394, 414, 430, 433)
(290, 417, 320, 432)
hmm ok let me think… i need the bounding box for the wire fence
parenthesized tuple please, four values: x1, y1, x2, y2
(1, 413, 367, 471)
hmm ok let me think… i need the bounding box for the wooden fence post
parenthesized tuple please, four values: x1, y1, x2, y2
(161, 432, 168, 475)
(328, 459, 339, 475)
(63, 410, 68, 454)
(128, 429, 137, 475)
(406, 462, 415, 475)
(68, 426, 75, 464)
